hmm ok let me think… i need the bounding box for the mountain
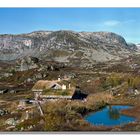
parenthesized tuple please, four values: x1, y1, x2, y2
(0, 30, 138, 67)
(136, 43, 140, 50)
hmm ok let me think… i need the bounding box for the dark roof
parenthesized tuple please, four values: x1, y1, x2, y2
(72, 89, 88, 100)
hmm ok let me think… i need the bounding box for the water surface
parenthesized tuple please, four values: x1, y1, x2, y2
(85, 105, 136, 126)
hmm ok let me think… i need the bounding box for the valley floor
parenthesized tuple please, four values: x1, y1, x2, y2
(1, 55, 140, 132)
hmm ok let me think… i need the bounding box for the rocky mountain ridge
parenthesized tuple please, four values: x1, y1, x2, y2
(0, 30, 138, 67)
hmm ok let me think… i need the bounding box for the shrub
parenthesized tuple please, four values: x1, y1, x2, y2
(127, 76, 140, 89)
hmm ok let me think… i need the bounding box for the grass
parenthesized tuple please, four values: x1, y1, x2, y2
(2, 58, 140, 131)
(0, 91, 137, 131)
(39, 91, 109, 131)
(43, 89, 71, 96)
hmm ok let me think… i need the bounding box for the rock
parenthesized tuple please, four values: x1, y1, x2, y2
(87, 80, 91, 83)
(16, 56, 39, 71)
(26, 78, 33, 83)
(9, 90, 16, 94)
(0, 109, 9, 116)
(134, 89, 140, 95)
(21, 127, 24, 131)
(29, 125, 33, 129)
(3, 73, 13, 77)
(5, 118, 17, 126)
(35, 73, 43, 79)
(0, 89, 9, 94)
(6, 126, 15, 131)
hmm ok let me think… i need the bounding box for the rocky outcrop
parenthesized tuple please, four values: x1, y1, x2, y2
(15, 56, 39, 71)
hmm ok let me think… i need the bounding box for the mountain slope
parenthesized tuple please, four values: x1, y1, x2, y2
(0, 30, 138, 67)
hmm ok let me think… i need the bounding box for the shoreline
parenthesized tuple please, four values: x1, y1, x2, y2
(82, 104, 138, 130)
(121, 106, 140, 121)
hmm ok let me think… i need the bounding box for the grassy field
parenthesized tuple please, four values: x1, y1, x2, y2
(1, 56, 140, 131)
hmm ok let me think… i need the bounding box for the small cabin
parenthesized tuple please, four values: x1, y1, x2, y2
(32, 80, 66, 91)
(32, 80, 70, 100)
(32, 81, 88, 100)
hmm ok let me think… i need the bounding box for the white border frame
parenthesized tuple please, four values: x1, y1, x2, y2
(0, 0, 140, 7)
(0, 0, 140, 139)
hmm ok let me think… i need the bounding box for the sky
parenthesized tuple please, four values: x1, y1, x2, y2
(0, 8, 139, 43)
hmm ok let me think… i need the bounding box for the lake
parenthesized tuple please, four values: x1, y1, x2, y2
(85, 105, 136, 127)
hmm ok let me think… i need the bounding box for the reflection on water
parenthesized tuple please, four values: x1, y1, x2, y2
(108, 105, 120, 120)
(85, 105, 136, 126)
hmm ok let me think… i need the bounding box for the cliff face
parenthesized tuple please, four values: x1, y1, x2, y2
(0, 30, 138, 67)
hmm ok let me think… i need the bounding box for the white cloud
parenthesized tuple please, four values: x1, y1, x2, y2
(103, 19, 135, 27)
(103, 20, 121, 26)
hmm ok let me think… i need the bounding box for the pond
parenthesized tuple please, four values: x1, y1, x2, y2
(84, 105, 136, 127)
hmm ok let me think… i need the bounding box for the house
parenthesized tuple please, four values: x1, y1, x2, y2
(32, 80, 73, 100)
(32, 80, 64, 91)
(32, 80, 88, 100)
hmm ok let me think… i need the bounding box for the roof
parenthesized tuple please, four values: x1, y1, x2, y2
(32, 80, 61, 91)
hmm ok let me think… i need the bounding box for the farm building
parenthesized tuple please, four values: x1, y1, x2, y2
(32, 80, 88, 100)
(32, 80, 64, 91)
(32, 80, 74, 100)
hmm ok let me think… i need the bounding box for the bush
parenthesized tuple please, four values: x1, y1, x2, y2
(105, 73, 123, 88)
(127, 76, 140, 89)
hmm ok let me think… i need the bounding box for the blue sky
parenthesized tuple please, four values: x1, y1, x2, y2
(0, 8, 139, 43)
